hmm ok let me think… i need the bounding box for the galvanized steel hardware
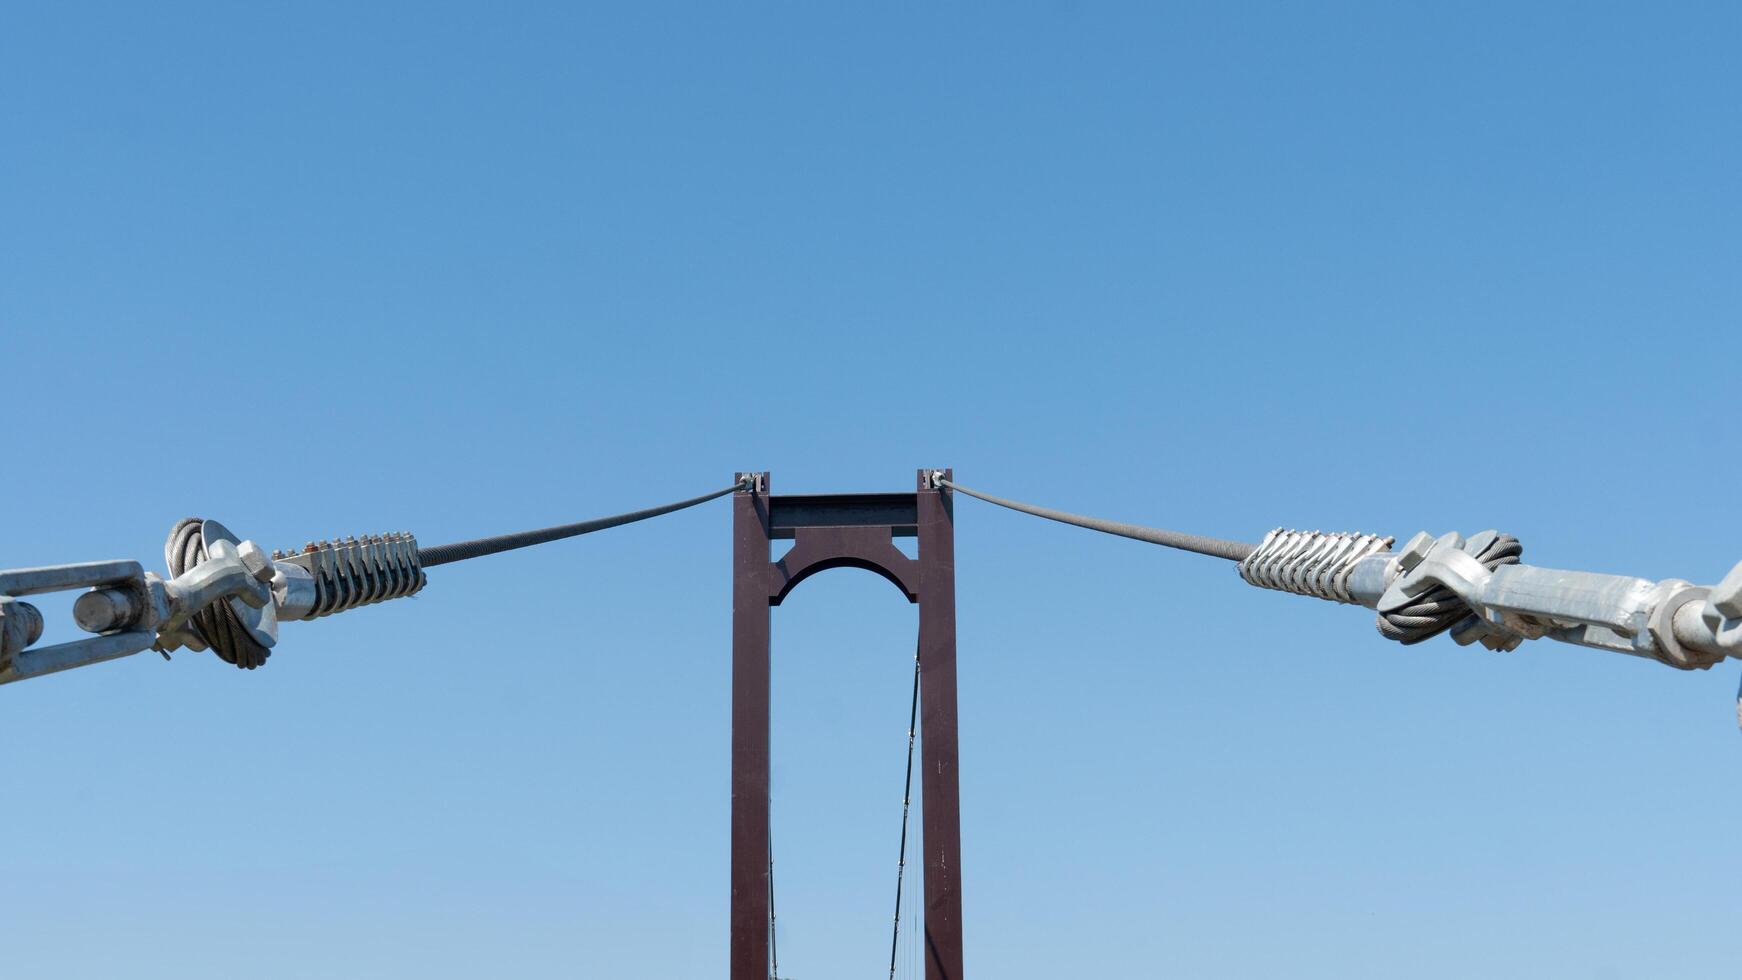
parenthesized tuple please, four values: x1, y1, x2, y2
(6, 476, 1742, 738)
(0, 520, 424, 685)
(0, 482, 736, 685)
(0, 560, 160, 684)
(1238, 530, 1393, 605)
(273, 533, 425, 620)
(1242, 526, 1742, 670)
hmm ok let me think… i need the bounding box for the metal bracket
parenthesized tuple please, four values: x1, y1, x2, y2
(1371, 531, 1737, 669)
(0, 561, 160, 684)
(0, 529, 278, 684)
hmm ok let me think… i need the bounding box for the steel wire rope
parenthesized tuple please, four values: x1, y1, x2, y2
(937, 475, 1521, 645)
(888, 643, 921, 980)
(416, 480, 748, 568)
(932, 476, 1256, 561)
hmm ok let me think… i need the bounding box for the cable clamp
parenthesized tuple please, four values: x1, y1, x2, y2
(1238, 529, 1392, 604)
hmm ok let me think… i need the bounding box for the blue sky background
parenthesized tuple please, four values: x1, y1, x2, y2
(4, 2, 1741, 977)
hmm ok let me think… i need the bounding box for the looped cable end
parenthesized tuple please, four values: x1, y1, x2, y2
(165, 518, 273, 669)
(1371, 530, 1523, 647)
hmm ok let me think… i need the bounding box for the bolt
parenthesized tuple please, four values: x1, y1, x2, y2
(1, 599, 45, 654)
(1394, 532, 1436, 573)
(236, 541, 276, 583)
(73, 588, 140, 633)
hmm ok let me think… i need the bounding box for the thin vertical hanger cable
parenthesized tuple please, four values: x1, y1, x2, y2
(769, 825, 780, 980)
(888, 642, 921, 980)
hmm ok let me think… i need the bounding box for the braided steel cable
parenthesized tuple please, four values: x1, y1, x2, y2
(934, 477, 1256, 562)
(933, 475, 1522, 649)
(1241, 527, 1524, 644)
(1374, 530, 1522, 645)
(164, 482, 743, 670)
(417, 480, 747, 568)
(165, 518, 272, 669)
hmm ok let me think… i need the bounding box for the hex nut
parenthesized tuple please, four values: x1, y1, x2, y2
(237, 540, 276, 583)
(1646, 582, 1719, 670)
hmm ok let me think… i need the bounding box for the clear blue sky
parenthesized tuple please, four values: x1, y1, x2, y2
(4, 3, 1740, 978)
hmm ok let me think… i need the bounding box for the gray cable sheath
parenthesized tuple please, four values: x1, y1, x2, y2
(936, 478, 1256, 562)
(417, 481, 745, 568)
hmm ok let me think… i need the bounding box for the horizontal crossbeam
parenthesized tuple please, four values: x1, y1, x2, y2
(766, 492, 919, 539)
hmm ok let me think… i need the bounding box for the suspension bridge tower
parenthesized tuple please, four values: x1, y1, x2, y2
(730, 470, 965, 980)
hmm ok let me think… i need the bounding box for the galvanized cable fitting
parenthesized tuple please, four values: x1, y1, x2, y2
(1236, 527, 1530, 648)
(1372, 529, 1728, 667)
(0, 482, 743, 685)
(1374, 530, 1523, 647)
(1237, 529, 1393, 605)
(166, 518, 277, 667)
(274, 533, 425, 620)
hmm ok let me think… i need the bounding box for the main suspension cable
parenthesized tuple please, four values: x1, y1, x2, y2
(416, 479, 747, 568)
(887, 643, 921, 980)
(933, 476, 1256, 562)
